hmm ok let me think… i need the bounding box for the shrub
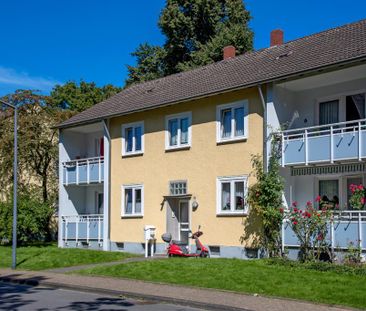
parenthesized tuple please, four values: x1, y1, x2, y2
(288, 198, 332, 262)
(248, 136, 284, 257)
(0, 195, 55, 245)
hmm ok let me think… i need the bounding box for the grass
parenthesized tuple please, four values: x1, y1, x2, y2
(77, 258, 366, 309)
(0, 243, 136, 270)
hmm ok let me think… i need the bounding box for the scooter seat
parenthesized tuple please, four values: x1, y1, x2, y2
(172, 240, 186, 246)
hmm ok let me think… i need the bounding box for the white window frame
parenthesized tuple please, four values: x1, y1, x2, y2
(216, 175, 248, 215)
(316, 89, 366, 125)
(121, 184, 144, 217)
(165, 112, 192, 150)
(216, 100, 249, 143)
(121, 121, 144, 156)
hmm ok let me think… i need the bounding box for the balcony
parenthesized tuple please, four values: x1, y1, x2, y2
(283, 210, 366, 251)
(281, 119, 366, 166)
(61, 214, 103, 245)
(63, 157, 104, 185)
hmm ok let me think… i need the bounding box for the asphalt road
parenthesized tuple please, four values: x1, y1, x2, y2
(0, 282, 205, 311)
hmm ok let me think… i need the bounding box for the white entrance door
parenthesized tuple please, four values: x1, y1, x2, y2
(178, 200, 190, 245)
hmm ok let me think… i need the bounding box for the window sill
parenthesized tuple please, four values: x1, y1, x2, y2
(121, 214, 143, 219)
(216, 136, 247, 145)
(165, 145, 191, 152)
(216, 211, 248, 217)
(122, 152, 144, 158)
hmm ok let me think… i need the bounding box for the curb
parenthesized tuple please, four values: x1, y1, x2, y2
(0, 276, 252, 311)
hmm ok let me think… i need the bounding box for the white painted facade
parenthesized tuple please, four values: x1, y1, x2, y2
(58, 122, 110, 250)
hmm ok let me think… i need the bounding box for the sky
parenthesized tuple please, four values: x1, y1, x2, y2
(0, 0, 365, 96)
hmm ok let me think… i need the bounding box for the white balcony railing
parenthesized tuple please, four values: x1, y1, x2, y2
(282, 210, 366, 252)
(281, 119, 366, 166)
(62, 156, 104, 185)
(61, 214, 103, 245)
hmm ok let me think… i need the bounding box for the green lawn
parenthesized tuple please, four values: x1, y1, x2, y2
(0, 244, 135, 270)
(78, 258, 366, 309)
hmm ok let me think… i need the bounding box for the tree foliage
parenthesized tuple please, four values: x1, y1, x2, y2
(248, 136, 285, 257)
(0, 194, 55, 244)
(126, 0, 253, 85)
(50, 81, 121, 112)
(0, 90, 73, 203)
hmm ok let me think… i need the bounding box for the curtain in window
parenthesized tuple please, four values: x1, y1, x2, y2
(135, 126, 142, 151)
(319, 180, 339, 203)
(319, 100, 339, 125)
(125, 128, 133, 152)
(235, 182, 244, 210)
(221, 183, 231, 210)
(221, 109, 232, 138)
(234, 107, 244, 136)
(169, 119, 178, 146)
(180, 118, 189, 144)
(350, 94, 365, 119)
(135, 189, 141, 213)
(125, 189, 133, 214)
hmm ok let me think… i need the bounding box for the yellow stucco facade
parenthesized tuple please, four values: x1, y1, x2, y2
(109, 87, 263, 248)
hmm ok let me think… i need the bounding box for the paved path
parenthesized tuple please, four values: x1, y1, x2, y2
(47, 255, 167, 273)
(0, 282, 203, 311)
(0, 268, 356, 311)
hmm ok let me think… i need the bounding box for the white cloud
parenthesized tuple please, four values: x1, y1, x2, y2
(0, 66, 61, 93)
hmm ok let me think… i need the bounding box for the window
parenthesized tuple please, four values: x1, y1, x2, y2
(217, 176, 248, 215)
(170, 181, 187, 195)
(319, 100, 339, 125)
(216, 100, 248, 143)
(121, 122, 144, 156)
(165, 112, 192, 150)
(318, 179, 339, 209)
(122, 184, 144, 217)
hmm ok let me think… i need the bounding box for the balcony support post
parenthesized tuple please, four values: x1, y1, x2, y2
(358, 212, 362, 249)
(281, 220, 285, 254)
(98, 158, 102, 183)
(281, 133, 285, 167)
(358, 121, 362, 162)
(76, 218, 79, 246)
(87, 216, 90, 244)
(76, 161, 79, 185)
(330, 126, 334, 163)
(304, 129, 308, 166)
(87, 160, 90, 184)
(330, 218, 335, 255)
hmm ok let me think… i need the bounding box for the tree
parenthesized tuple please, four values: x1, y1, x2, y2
(0, 90, 73, 203)
(126, 0, 253, 85)
(50, 81, 122, 112)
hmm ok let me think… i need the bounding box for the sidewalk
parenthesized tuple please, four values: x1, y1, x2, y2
(0, 268, 356, 311)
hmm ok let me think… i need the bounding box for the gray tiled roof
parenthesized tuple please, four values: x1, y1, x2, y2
(58, 19, 366, 128)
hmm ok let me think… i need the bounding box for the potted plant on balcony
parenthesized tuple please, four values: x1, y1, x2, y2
(349, 184, 366, 210)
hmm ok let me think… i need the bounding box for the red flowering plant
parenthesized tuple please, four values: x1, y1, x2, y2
(348, 184, 366, 210)
(288, 197, 332, 262)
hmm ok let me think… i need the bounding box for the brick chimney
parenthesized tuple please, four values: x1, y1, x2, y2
(223, 45, 236, 60)
(270, 29, 284, 46)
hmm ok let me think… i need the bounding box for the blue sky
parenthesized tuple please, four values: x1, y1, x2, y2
(0, 0, 365, 96)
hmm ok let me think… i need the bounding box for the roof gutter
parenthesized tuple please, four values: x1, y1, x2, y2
(56, 56, 366, 130)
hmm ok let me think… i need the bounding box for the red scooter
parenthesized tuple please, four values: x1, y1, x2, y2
(162, 226, 209, 258)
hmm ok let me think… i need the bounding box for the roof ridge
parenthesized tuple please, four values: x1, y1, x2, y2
(123, 19, 366, 93)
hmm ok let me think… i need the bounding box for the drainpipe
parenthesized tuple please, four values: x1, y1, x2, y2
(257, 85, 268, 173)
(103, 119, 111, 251)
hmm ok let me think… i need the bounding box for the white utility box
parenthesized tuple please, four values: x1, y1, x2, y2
(144, 225, 156, 257)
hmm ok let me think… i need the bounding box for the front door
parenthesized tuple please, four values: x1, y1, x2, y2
(178, 200, 190, 245)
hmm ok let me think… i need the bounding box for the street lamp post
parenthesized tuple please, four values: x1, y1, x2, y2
(0, 99, 18, 270)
